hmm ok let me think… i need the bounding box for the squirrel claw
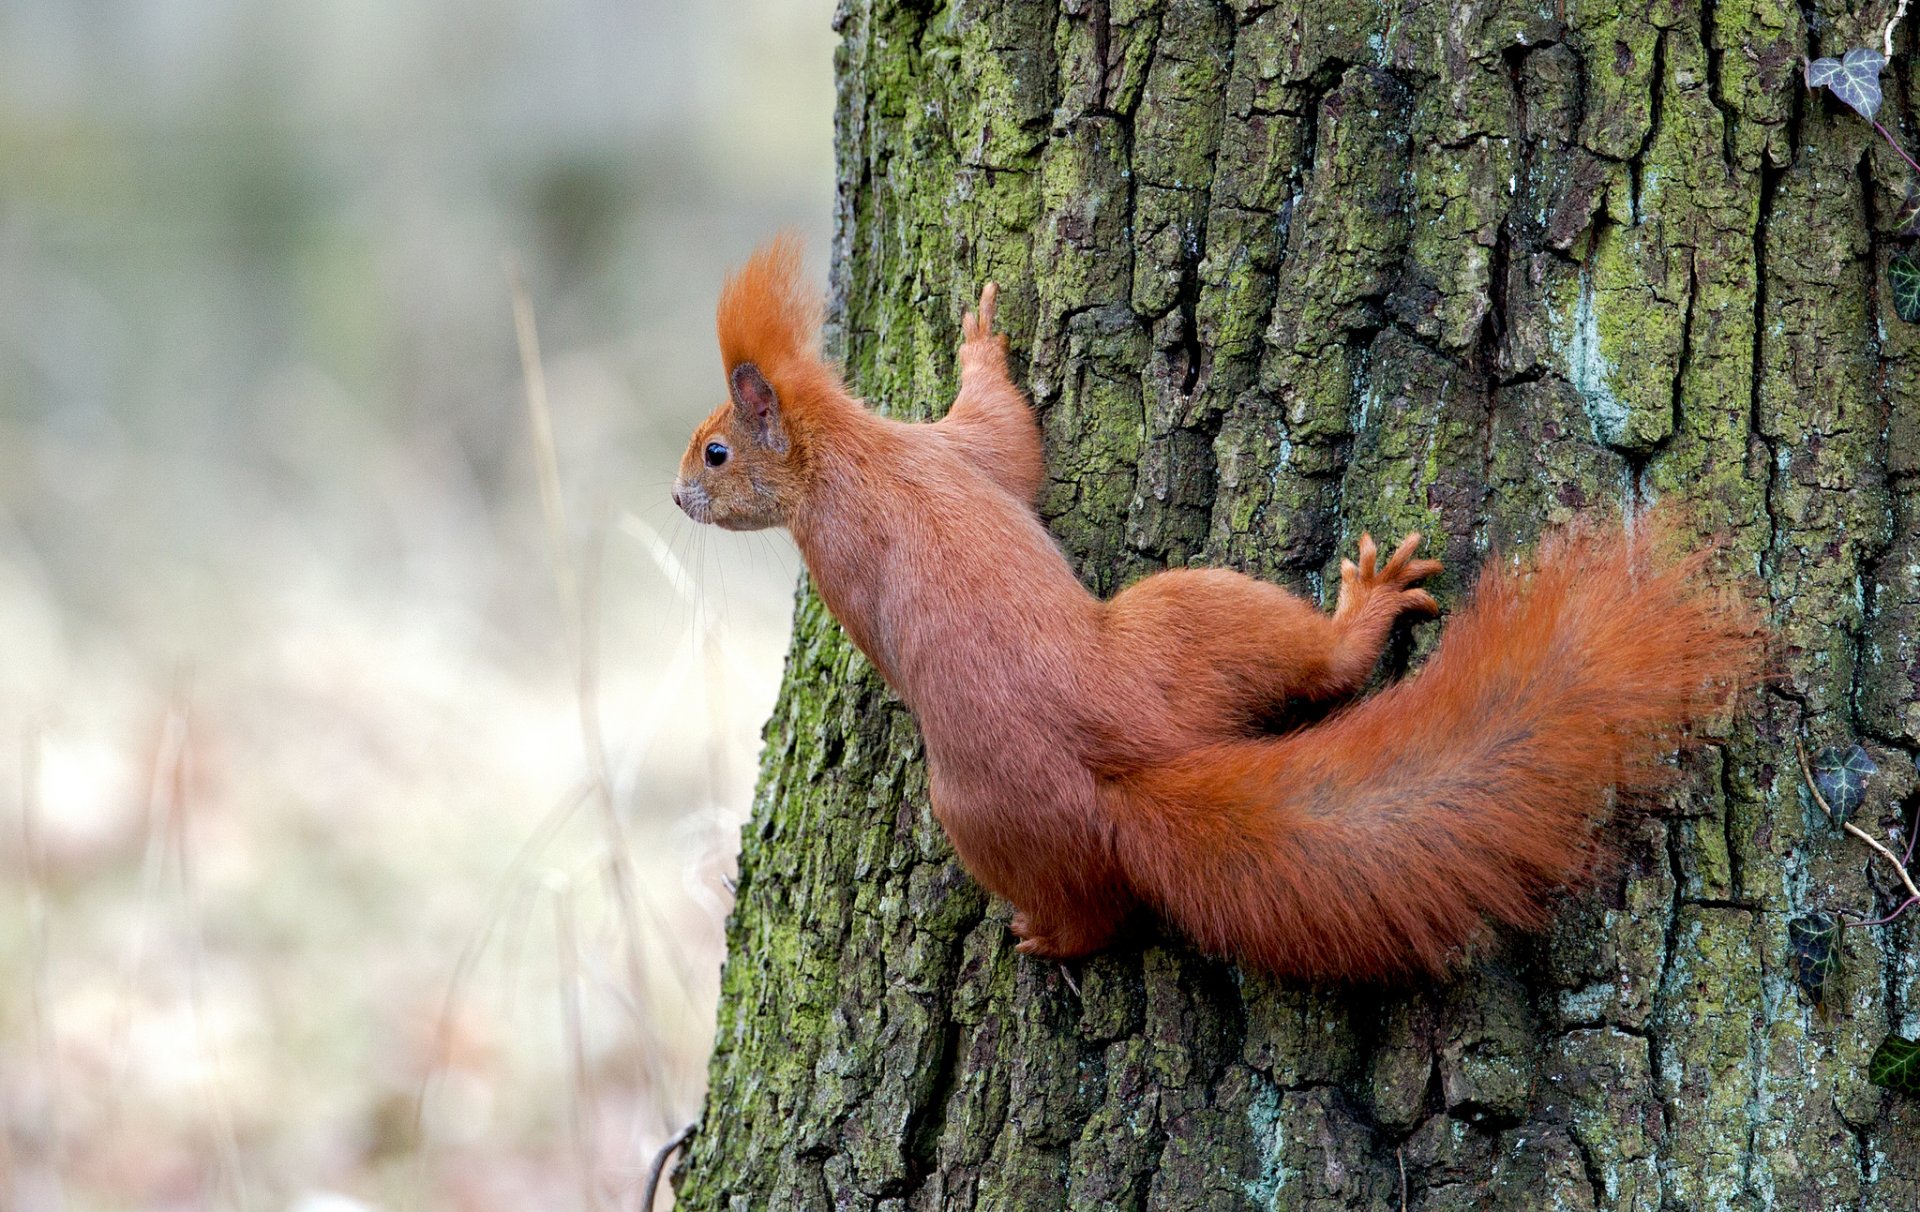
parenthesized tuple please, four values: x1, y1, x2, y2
(1011, 910, 1040, 947)
(1012, 909, 1065, 959)
(1012, 909, 1110, 962)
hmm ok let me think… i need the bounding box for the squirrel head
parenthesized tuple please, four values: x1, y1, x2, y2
(673, 234, 828, 532)
(673, 362, 805, 530)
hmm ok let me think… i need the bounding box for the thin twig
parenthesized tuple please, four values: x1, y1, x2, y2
(1398, 1146, 1409, 1212)
(1887, 0, 1911, 58)
(642, 1123, 696, 1212)
(1794, 737, 1837, 814)
(1847, 894, 1920, 928)
(1842, 818, 1920, 901)
(1797, 738, 1920, 906)
(1873, 121, 1920, 176)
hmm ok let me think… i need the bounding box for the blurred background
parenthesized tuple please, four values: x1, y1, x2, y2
(0, 1, 831, 1208)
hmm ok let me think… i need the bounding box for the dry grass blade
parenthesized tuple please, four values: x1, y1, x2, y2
(108, 696, 193, 1122)
(405, 780, 594, 1211)
(506, 262, 641, 901)
(19, 724, 70, 1210)
(505, 254, 578, 632)
(505, 261, 676, 1149)
(551, 877, 605, 1212)
(162, 690, 251, 1211)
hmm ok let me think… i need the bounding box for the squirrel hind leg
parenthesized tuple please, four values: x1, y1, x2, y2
(1105, 559, 1439, 742)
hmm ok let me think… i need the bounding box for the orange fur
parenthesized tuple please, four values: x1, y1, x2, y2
(715, 232, 821, 389)
(673, 240, 1767, 983)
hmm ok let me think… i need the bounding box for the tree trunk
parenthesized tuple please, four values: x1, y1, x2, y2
(677, 0, 1920, 1206)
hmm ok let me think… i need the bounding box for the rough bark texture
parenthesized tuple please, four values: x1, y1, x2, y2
(678, 0, 1920, 1207)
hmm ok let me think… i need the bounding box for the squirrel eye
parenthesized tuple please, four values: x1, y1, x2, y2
(703, 441, 730, 468)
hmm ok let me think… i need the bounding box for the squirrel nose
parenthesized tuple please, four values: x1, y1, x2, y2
(672, 487, 687, 511)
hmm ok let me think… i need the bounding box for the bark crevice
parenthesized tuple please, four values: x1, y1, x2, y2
(677, 0, 1920, 1206)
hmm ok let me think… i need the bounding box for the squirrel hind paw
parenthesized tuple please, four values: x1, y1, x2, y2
(1011, 908, 1113, 961)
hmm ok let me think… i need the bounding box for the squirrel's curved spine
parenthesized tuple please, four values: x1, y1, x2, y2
(1109, 521, 1765, 982)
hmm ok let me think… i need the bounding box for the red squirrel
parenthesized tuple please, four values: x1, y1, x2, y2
(672, 237, 1764, 982)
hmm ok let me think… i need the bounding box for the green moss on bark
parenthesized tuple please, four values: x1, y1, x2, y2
(677, 0, 1920, 1207)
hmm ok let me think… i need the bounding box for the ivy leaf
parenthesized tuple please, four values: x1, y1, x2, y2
(1892, 256, 1920, 323)
(1808, 48, 1887, 121)
(1897, 181, 1920, 237)
(1786, 912, 1841, 1005)
(1869, 1035, 1920, 1096)
(1811, 745, 1878, 824)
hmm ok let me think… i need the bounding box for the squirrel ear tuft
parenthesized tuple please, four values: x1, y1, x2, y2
(730, 362, 787, 453)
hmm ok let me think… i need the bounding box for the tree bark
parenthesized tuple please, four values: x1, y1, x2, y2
(677, 0, 1920, 1207)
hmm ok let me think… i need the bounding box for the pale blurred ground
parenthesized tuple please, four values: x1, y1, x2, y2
(0, 2, 830, 1209)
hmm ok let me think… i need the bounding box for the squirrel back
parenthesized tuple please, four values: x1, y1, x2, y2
(1109, 519, 1764, 981)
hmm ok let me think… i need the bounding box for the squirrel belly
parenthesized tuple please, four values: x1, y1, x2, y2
(673, 238, 1765, 984)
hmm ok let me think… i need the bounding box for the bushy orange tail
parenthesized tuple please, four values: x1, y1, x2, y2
(1112, 518, 1766, 982)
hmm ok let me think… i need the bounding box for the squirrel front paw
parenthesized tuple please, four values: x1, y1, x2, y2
(1335, 531, 1443, 625)
(962, 281, 999, 340)
(960, 281, 1007, 364)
